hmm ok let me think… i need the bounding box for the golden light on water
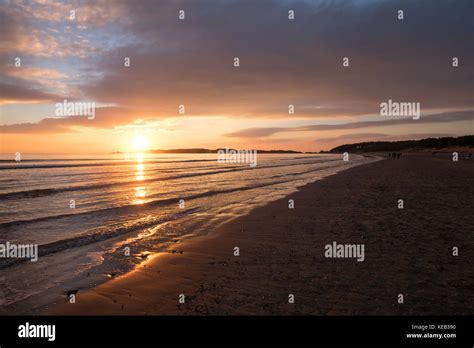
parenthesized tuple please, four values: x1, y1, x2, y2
(135, 160, 145, 181)
(131, 134, 149, 152)
(134, 153, 147, 204)
(135, 187, 146, 197)
(134, 187, 147, 205)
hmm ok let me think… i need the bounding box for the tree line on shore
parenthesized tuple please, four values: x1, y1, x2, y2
(328, 135, 474, 153)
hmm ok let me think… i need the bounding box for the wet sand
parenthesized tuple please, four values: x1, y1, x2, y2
(52, 155, 474, 315)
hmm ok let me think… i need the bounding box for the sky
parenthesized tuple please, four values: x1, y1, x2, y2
(0, 0, 473, 153)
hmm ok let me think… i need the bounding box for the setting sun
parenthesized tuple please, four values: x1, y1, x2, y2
(131, 135, 149, 152)
(0, 0, 473, 337)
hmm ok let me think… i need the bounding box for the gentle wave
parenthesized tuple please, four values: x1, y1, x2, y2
(0, 207, 199, 270)
(0, 158, 218, 170)
(0, 159, 338, 200)
(0, 171, 333, 229)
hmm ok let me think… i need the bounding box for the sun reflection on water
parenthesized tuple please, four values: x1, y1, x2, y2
(133, 152, 147, 204)
(135, 153, 145, 181)
(136, 152, 144, 162)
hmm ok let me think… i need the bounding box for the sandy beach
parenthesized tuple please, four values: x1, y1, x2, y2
(52, 155, 473, 315)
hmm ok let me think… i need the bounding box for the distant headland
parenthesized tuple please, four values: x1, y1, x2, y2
(112, 135, 473, 155)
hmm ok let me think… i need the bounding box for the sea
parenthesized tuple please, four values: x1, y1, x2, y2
(0, 152, 378, 313)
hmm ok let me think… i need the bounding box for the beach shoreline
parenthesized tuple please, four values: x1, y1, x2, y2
(47, 154, 473, 315)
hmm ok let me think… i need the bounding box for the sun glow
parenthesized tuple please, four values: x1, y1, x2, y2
(131, 134, 149, 152)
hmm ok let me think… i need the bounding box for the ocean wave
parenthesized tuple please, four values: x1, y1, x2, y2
(0, 159, 339, 200)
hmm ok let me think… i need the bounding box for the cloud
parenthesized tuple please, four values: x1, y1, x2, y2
(315, 133, 389, 143)
(315, 132, 457, 144)
(1, 65, 69, 93)
(18, 0, 128, 26)
(0, 82, 59, 105)
(2, 66, 67, 80)
(387, 133, 457, 141)
(75, 0, 474, 118)
(224, 111, 474, 138)
(0, 106, 139, 133)
(0, 0, 123, 58)
(1, 0, 473, 137)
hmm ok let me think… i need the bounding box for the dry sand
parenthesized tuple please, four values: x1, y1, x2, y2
(52, 155, 474, 315)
